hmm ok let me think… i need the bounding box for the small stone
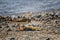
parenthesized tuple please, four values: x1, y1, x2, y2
(0, 26, 2, 28)
(10, 38, 15, 40)
(5, 25, 9, 28)
(7, 28, 12, 32)
(46, 38, 50, 40)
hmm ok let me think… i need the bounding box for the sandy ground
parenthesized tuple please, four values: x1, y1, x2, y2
(0, 31, 60, 40)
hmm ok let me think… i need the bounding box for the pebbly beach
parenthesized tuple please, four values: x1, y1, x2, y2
(0, 10, 60, 40)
